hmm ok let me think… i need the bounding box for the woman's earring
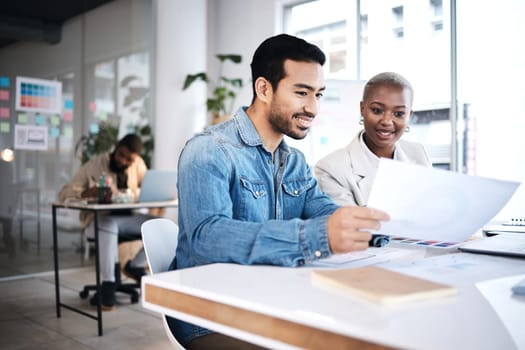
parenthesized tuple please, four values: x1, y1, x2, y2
(405, 125, 410, 132)
(359, 117, 364, 125)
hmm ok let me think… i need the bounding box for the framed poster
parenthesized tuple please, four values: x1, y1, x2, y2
(14, 124, 48, 150)
(15, 76, 62, 114)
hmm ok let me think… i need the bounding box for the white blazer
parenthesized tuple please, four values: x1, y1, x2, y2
(314, 130, 431, 206)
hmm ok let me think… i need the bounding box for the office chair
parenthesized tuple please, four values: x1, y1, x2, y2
(79, 233, 141, 304)
(141, 218, 185, 349)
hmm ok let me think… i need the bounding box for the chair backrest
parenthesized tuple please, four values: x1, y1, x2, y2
(141, 218, 179, 274)
(141, 218, 185, 350)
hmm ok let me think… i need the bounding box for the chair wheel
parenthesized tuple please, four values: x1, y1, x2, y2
(131, 294, 139, 303)
(79, 289, 89, 299)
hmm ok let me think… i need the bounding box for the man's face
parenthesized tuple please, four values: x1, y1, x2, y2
(110, 145, 137, 171)
(268, 60, 325, 140)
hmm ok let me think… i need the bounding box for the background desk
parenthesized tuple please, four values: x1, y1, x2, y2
(142, 252, 525, 350)
(52, 200, 178, 336)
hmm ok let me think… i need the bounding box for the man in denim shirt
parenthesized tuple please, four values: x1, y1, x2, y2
(170, 34, 390, 349)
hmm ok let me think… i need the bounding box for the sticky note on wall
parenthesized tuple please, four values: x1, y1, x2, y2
(17, 113, 28, 124)
(0, 90, 9, 100)
(0, 122, 10, 132)
(0, 107, 9, 118)
(0, 77, 9, 88)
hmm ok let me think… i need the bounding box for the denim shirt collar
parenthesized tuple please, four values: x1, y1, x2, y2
(234, 106, 291, 154)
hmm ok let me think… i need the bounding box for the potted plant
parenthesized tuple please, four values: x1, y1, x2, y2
(75, 121, 154, 167)
(75, 121, 119, 164)
(182, 54, 244, 125)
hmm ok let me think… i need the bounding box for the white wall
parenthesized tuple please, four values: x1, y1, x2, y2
(84, 0, 152, 64)
(152, 0, 207, 171)
(156, 0, 281, 168)
(207, 0, 279, 112)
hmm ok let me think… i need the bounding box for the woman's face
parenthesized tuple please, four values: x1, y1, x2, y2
(360, 84, 412, 158)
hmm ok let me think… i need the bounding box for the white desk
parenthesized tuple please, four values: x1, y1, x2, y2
(52, 200, 178, 336)
(142, 251, 525, 350)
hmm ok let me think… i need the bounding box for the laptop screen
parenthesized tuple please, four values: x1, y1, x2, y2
(137, 170, 177, 202)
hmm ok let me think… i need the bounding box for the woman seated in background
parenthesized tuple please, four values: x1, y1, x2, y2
(315, 71, 431, 207)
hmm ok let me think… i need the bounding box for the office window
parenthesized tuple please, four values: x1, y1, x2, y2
(87, 60, 116, 132)
(430, 0, 444, 33)
(283, 0, 451, 167)
(283, 0, 356, 81)
(117, 51, 150, 137)
(360, 13, 369, 45)
(392, 6, 404, 39)
(282, 0, 525, 218)
(431, 0, 443, 16)
(455, 1, 525, 217)
(283, 0, 359, 162)
(85, 50, 151, 140)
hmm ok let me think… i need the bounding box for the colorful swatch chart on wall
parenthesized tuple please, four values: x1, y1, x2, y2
(0, 76, 10, 133)
(15, 76, 62, 114)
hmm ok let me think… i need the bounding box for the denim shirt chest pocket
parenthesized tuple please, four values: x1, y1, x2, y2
(281, 178, 314, 218)
(238, 177, 269, 220)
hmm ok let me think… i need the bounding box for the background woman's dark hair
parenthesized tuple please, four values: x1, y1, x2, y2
(250, 34, 326, 102)
(118, 134, 143, 154)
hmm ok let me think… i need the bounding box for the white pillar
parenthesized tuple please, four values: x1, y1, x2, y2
(152, 0, 207, 170)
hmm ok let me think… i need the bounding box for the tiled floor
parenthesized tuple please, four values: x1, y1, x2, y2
(0, 267, 174, 349)
(0, 214, 174, 349)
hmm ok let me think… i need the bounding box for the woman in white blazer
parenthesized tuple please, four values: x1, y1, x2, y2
(315, 72, 431, 207)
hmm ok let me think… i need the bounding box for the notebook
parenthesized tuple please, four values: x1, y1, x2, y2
(137, 170, 178, 202)
(311, 266, 457, 305)
(458, 234, 525, 258)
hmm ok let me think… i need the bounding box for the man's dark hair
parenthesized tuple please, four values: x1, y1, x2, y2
(118, 134, 143, 154)
(250, 34, 326, 102)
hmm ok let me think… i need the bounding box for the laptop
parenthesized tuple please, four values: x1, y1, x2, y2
(458, 234, 525, 258)
(137, 170, 178, 202)
(482, 221, 525, 236)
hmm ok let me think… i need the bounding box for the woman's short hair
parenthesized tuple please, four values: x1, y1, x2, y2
(362, 72, 414, 103)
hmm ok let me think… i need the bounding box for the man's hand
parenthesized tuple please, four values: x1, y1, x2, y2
(327, 206, 390, 254)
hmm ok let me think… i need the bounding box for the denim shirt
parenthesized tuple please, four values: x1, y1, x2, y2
(169, 107, 339, 345)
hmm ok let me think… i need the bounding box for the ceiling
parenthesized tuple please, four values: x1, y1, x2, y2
(0, 0, 114, 49)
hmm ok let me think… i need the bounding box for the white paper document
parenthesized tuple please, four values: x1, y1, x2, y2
(367, 159, 520, 242)
(476, 274, 525, 349)
(310, 246, 423, 268)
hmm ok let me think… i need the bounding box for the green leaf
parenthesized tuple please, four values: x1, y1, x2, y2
(183, 54, 243, 115)
(182, 73, 208, 90)
(213, 86, 228, 98)
(216, 54, 242, 64)
(207, 98, 224, 113)
(220, 77, 243, 88)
